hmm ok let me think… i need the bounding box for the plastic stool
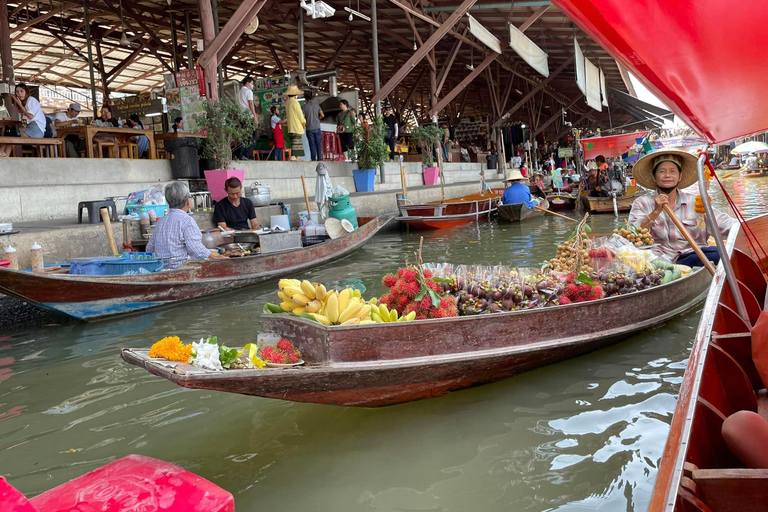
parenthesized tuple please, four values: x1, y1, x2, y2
(78, 200, 117, 224)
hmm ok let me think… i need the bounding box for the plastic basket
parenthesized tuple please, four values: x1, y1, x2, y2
(121, 251, 157, 260)
(102, 258, 164, 275)
(69, 257, 115, 275)
(126, 204, 169, 218)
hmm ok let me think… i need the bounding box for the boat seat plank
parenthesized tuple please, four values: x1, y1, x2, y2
(719, 280, 761, 326)
(692, 469, 768, 512)
(679, 488, 716, 512)
(713, 304, 751, 336)
(731, 248, 767, 302)
(700, 344, 758, 417)
(712, 332, 763, 390)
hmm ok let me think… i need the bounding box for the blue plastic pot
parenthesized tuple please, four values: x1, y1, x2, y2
(353, 168, 376, 192)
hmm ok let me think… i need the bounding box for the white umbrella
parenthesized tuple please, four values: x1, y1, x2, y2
(731, 141, 768, 154)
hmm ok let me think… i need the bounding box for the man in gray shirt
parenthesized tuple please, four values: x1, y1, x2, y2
(302, 90, 324, 161)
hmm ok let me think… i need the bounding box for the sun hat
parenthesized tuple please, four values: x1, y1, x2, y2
(325, 218, 354, 239)
(284, 84, 302, 96)
(632, 149, 699, 190)
(503, 169, 525, 182)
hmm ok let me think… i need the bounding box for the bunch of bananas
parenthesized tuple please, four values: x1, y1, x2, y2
(370, 303, 416, 323)
(277, 280, 374, 326)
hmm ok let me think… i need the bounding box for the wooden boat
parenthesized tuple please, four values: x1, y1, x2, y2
(546, 192, 577, 211)
(122, 266, 710, 407)
(579, 185, 644, 214)
(648, 215, 768, 512)
(498, 198, 550, 222)
(743, 167, 768, 178)
(0, 215, 393, 321)
(396, 190, 503, 230)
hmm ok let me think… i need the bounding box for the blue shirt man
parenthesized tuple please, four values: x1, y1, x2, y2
(501, 177, 538, 208)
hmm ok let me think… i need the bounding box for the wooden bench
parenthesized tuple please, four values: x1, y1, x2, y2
(0, 136, 65, 157)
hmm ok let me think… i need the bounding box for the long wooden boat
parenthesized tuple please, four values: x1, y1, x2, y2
(546, 192, 577, 211)
(498, 198, 550, 222)
(743, 167, 768, 178)
(0, 215, 393, 321)
(122, 265, 710, 407)
(648, 215, 768, 512)
(579, 186, 644, 214)
(396, 190, 503, 229)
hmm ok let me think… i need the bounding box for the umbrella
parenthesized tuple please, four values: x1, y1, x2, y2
(731, 141, 768, 154)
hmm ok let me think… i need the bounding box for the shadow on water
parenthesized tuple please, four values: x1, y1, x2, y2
(0, 178, 765, 511)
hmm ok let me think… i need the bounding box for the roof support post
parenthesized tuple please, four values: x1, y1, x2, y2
(83, 5, 99, 111)
(0, 0, 13, 85)
(185, 10, 194, 69)
(169, 8, 179, 72)
(197, 0, 218, 100)
(298, 6, 305, 70)
(372, 0, 477, 105)
(371, 0, 381, 116)
(428, 52, 497, 117)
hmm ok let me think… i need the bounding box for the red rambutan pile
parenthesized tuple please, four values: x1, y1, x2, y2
(379, 265, 458, 320)
(382, 274, 397, 288)
(260, 339, 302, 365)
(559, 295, 572, 305)
(277, 338, 293, 351)
(561, 279, 606, 304)
(565, 272, 576, 284)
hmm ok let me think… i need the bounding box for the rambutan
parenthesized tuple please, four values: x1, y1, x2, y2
(559, 296, 572, 305)
(380, 293, 393, 305)
(427, 280, 441, 292)
(277, 339, 293, 351)
(578, 283, 592, 295)
(406, 303, 419, 314)
(397, 294, 410, 306)
(382, 274, 397, 288)
(396, 268, 407, 278)
(405, 281, 421, 297)
(394, 279, 408, 295)
(565, 283, 580, 297)
(423, 269, 433, 278)
(575, 296, 587, 303)
(439, 298, 451, 309)
(589, 286, 604, 300)
(416, 313, 428, 320)
(287, 351, 301, 363)
(565, 272, 576, 284)
(432, 308, 447, 319)
(402, 269, 417, 283)
(261, 346, 274, 360)
(419, 296, 432, 311)
(269, 352, 286, 364)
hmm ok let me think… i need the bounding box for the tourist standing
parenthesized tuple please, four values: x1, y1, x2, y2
(302, 89, 324, 161)
(270, 106, 286, 161)
(382, 105, 398, 161)
(285, 84, 306, 160)
(237, 76, 258, 160)
(337, 99, 355, 161)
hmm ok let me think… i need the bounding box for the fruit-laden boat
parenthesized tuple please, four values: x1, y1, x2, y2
(546, 192, 577, 211)
(498, 198, 550, 222)
(0, 215, 393, 321)
(579, 185, 644, 214)
(396, 190, 503, 229)
(122, 263, 710, 407)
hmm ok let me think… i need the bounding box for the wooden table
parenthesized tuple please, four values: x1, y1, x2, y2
(0, 119, 22, 131)
(153, 132, 206, 141)
(57, 125, 156, 159)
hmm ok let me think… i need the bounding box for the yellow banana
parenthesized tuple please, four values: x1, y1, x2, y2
(277, 291, 288, 301)
(371, 312, 384, 323)
(359, 320, 376, 325)
(325, 292, 339, 324)
(279, 279, 300, 290)
(358, 305, 372, 320)
(368, 297, 378, 305)
(340, 318, 360, 325)
(301, 280, 316, 299)
(291, 293, 313, 306)
(338, 288, 350, 313)
(283, 286, 303, 299)
(389, 309, 398, 322)
(280, 301, 298, 312)
(292, 306, 306, 315)
(352, 289, 362, 298)
(315, 284, 327, 301)
(349, 297, 361, 306)
(377, 304, 389, 319)
(337, 302, 363, 324)
(306, 299, 323, 313)
(398, 311, 416, 321)
(309, 313, 331, 326)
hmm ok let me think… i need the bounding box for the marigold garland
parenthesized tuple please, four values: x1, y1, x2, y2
(148, 336, 193, 362)
(694, 195, 711, 214)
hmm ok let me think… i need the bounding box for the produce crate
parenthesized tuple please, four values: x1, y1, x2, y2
(102, 258, 164, 275)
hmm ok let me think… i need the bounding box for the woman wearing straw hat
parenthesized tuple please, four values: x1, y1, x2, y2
(285, 84, 305, 159)
(628, 149, 736, 267)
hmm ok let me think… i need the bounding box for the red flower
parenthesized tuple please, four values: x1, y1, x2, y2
(382, 274, 397, 288)
(277, 339, 293, 351)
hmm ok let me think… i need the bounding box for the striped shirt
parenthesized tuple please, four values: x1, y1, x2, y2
(628, 190, 737, 262)
(146, 208, 211, 269)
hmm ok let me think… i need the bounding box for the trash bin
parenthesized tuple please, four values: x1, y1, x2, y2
(166, 137, 200, 179)
(486, 154, 498, 170)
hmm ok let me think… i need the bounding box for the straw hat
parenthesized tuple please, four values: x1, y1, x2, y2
(325, 218, 354, 239)
(285, 84, 302, 96)
(503, 169, 525, 182)
(633, 149, 699, 190)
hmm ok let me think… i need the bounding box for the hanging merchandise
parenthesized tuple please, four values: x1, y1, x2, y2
(585, 58, 602, 112)
(574, 38, 586, 95)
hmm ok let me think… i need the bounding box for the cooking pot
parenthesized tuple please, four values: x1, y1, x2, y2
(246, 182, 271, 207)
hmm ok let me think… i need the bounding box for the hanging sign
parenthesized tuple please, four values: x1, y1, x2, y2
(176, 67, 206, 97)
(558, 147, 574, 158)
(552, 168, 563, 188)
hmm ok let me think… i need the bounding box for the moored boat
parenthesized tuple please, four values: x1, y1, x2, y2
(0, 215, 393, 321)
(743, 168, 768, 178)
(579, 186, 644, 214)
(122, 265, 710, 407)
(396, 190, 503, 229)
(498, 198, 550, 222)
(546, 192, 577, 211)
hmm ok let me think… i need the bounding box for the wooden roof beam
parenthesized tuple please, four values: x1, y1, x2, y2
(9, 3, 77, 34)
(429, 51, 497, 116)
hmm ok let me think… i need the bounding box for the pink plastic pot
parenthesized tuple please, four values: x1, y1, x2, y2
(423, 167, 440, 185)
(204, 169, 245, 202)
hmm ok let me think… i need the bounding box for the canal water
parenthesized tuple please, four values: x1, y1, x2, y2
(0, 177, 764, 511)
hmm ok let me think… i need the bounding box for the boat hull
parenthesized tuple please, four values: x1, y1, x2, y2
(498, 199, 550, 222)
(579, 191, 643, 213)
(123, 266, 710, 407)
(547, 193, 577, 211)
(397, 190, 502, 230)
(0, 215, 393, 321)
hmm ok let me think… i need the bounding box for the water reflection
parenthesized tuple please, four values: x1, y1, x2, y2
(0, 177, 765, 510)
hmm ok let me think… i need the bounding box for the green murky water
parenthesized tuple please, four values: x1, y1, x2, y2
(0, 177, 764, 511)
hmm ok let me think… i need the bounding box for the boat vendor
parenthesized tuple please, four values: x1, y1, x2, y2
(501, 169, 539, 207)
(213, 177, 260, 231)
(586, 155, 610, 197)
(147, 182, 226, 269)
(628, 149, 737, 267)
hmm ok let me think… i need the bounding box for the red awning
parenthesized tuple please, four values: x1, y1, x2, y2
(580, 131, 647, 160)
(552, 0, 768, 144)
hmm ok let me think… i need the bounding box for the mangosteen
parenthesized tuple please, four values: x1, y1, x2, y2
(530, 293, 540, 302)
(512, 293, 523, 304)
(489, 303, 502, 313)
(524, 285, 533, 297)
(607, 283, 619, 294)
(501, 299, 514, 310)
(492, 291, 502, 301)
(618, 287, 629, 294)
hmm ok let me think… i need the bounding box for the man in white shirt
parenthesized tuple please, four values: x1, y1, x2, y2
(746, 152, 759, 170)
(52, 103, 84, 157)
(237, 76, 258, 160)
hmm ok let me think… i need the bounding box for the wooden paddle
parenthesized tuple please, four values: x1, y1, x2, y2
(100, 207, 119, 256)
(661, 204, 716, 275)
(535, 205, 577, 222)
(300, 175, 312, 216)
(720, 163, 750, 179)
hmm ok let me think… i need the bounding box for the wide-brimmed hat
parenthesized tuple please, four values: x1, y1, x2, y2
(503, 169, 525, 182)
(633, 149, 699, 190)
(325, 218, 354, 239)
(284, 84, 302, 96)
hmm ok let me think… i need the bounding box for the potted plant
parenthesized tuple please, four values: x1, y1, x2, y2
(350, 116, 389, 192)
(411, 125, 444, 185)
(197, 100, 254, 202)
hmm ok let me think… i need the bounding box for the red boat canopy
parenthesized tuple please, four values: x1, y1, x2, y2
(580, 131, 647, 160)
(552, 0, 768, 144)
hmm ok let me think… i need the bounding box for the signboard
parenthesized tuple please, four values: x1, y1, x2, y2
(112, 98, 167, 119)
(176, 68, 205, 96)
(558, 147, 574, 158)
(180, 85, 205, 133)
(552, 168, 563, 189)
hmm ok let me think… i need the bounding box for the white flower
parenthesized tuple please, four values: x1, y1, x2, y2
(190, 338, 223, 371)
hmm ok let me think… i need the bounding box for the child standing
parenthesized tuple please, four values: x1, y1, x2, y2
(271, 106, 287, 161)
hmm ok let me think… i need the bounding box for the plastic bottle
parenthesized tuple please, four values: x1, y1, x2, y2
(4, 246, 17, 270)
(148, 209, 158, 226)
(202, 231, 216, 249)
(30, 241, 44, 272)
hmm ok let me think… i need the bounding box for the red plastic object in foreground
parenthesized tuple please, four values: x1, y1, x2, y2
(551, 0, 768, 144)
(25, 455, 234, 512)
(0, 260, 9, 268)
(0, 477, 38, 512)
(580, 130, 647, 160)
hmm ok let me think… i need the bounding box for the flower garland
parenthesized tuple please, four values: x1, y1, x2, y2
(695, 153, 714, 216)
(148, 336, 193, 363)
